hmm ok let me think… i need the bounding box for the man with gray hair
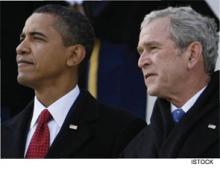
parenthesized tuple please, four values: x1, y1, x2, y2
(122, 6, 219, 158)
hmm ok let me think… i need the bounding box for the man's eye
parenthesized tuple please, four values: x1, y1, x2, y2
(34, 37, 43, 40)
(137, 49, 143, 55)
(19, 37, 24, 42)
(150, 46, 157, 50)
(33, 36, 46, 42)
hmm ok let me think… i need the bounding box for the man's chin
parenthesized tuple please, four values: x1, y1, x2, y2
(147, 87, 158, 96)
(17, 76, 34, 88)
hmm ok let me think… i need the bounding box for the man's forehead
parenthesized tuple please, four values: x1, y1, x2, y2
(25, 13, 56, 28)
(22, 13, 56, 33)
(141, 17, 170, 33)
(139, 18, 171, 42)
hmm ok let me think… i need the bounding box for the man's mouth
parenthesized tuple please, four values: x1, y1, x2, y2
(144, 73, 157, 80)
(17, 59, 34, 67)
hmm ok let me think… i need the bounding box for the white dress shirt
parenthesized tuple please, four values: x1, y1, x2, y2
(171, 86, 207, 113)
(24, 85, 80, 156)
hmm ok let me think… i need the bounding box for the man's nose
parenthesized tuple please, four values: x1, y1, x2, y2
(16, 39, 30, 55)
(138, 53, 151, 68)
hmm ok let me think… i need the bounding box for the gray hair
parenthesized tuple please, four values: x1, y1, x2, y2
(141, 6, 219, 74)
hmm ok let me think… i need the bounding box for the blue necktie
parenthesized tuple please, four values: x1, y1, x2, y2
(171, 108, 185, 123)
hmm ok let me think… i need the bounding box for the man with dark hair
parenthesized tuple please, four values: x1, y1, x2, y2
(1, 4, 146, 158)
(122, 6, 219, 158)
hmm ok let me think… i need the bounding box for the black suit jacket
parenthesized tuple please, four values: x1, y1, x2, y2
(1, 90, 146, 158)
(122, 71, 219, 158)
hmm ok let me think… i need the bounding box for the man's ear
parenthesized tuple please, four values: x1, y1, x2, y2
(185, 41, 203, 69)
(66, 44, 86, 67)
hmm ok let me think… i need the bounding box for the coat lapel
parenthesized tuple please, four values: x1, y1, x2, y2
(178, 78, 219, 157)
(159, 101, 219, 157)
(46, 91, 99, 158)
(178, 112, 219, 157)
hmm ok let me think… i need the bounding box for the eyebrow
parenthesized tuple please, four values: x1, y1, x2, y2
(137, 41, 160, 49)
(20, 31, 48, 39)
(143, 41, 161, 47)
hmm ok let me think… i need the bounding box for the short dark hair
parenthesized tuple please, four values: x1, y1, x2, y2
(33, 4, 95, 59)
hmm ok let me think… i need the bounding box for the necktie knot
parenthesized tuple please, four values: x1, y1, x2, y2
(172, 108, 185, 123)
(38, 109, 51, 126)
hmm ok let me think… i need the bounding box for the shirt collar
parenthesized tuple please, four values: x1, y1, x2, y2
(171, 86, 207, 113)
(31, 85, 80, 128)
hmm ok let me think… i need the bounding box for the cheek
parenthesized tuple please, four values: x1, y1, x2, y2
(160, 62, 185, 87)
(156, 61, 174, 84)
(47, 53, 67, 73)
(34, 46, 65, 66)
(32, 44, 48, 64)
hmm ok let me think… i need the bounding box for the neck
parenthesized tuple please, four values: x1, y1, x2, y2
(168, 73, 210, 107)
(34, 77, 77, 107)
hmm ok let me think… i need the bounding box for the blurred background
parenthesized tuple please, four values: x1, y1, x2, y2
(1, 0, 219, 123)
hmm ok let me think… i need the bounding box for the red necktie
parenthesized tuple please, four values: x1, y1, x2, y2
(26, 109, 51, 158)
